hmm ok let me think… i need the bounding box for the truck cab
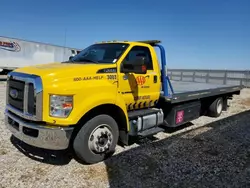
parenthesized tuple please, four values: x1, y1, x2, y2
(4, 40, 242, 164)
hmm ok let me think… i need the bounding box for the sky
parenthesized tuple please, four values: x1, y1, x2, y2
(0, 0, 249, 70)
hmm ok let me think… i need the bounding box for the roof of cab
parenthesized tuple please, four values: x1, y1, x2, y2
(95, 40, 161, 46)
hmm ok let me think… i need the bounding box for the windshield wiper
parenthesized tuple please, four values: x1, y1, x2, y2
(75, 58, 99, 64)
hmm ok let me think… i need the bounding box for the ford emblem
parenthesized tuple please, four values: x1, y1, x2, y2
(10, 89, 18, 99)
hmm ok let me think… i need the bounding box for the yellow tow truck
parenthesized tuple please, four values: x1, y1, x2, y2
(5, 40, 242, 164)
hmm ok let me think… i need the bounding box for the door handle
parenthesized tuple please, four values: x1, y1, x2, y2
(153, 75, 157, 83)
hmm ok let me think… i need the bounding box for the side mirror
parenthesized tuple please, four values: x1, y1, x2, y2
(69, 56, 73, 61)
(121, 57, 147, 74)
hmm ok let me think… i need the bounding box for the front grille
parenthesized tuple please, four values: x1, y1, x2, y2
(8, 79, 25, 111)
(8, 78, 35, 115)
(6, 72, 43, 121)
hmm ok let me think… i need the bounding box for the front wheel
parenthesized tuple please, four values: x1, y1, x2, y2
(73, 114, 119, 164)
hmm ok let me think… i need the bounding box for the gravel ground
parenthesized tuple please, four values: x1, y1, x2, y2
(0, 83, 250, 188)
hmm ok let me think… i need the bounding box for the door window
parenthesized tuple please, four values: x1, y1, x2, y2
(122, 46, 153, 70)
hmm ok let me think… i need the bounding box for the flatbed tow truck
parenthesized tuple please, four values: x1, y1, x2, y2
(4, 40, 242, 164)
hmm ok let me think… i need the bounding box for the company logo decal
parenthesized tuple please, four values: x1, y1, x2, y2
(136, 75, 149, 85)
(176, 110, 184, 124)
(0, 40, 21, 52)
(9, 89, 19, 99)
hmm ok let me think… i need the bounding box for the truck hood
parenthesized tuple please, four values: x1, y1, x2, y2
(14, 62, 116, 80)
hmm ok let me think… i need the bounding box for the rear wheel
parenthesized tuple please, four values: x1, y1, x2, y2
(208, 97, 223, 117)
(73, 114, 119, 164)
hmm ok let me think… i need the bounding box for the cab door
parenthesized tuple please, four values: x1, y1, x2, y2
(118, 45, 161, 110)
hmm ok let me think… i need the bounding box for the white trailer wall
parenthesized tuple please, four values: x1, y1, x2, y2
(0, 36, 80, 71)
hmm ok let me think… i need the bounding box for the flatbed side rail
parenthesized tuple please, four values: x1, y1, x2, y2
(170, 85, 242, 104)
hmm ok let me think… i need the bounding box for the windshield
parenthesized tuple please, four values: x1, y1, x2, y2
(68, 43, 129, 64)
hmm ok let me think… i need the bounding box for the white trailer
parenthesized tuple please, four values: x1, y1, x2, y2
(0, 36, 81, 73)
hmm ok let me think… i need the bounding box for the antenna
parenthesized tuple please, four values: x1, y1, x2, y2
(63, 28, 67, 60)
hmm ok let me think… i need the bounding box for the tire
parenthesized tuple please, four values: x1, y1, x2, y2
(73, 114, 119, 164)
(208, 97, 223, 117)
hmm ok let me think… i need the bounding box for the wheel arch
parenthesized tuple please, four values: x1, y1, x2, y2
(70, 103, 129, 147)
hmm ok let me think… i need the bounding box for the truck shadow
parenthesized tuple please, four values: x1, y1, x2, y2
(131, 122, 195, 145)
(10, 135, 72, 165)
(7, 122, 198, 167)
(104, 110, 250, 188)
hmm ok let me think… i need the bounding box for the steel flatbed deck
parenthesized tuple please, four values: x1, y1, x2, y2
(162, 81, 243, 104)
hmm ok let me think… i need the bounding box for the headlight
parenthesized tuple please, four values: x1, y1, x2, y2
(50, 95, 73, 118)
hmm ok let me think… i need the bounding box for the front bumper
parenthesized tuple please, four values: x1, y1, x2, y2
(4, 109, 74, 150)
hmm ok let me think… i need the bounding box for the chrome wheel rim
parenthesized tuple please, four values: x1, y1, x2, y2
(88, 124, 113, 154)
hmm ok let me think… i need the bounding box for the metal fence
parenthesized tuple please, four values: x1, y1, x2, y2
(167, 69, 250, 88)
